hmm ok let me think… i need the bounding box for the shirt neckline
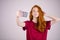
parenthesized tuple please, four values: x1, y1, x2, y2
(31, 20, 37, 24)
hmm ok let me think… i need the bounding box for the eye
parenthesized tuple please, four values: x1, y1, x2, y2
(32, 10, 35, 12)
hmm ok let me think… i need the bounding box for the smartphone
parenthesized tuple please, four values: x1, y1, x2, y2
(20, 10, 28, 17)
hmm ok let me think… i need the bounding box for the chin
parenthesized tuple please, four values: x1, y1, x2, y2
(33, 15, 39, 18)
(34, 16, 38, 18)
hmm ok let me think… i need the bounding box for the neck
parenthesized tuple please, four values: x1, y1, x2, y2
(32, 17, 37, 23)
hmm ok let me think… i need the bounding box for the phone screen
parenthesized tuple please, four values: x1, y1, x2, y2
(20, 11, 28, 17)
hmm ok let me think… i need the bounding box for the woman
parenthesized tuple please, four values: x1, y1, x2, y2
(16, 5, 60, 40)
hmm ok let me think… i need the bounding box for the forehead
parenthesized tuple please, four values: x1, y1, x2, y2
(32, 7, 38, 11)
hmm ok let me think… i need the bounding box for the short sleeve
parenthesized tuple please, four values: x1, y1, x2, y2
(22, 21, 28, 31)
(46, 21, 51, 30)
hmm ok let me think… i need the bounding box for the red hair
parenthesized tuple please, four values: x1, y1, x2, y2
(29, 5, 46, 32)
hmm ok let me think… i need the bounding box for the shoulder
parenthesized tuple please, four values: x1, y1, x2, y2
(24, 20, 31, 23)
(45, 21, 51, 27)
(45, 21, 51, 30)
(46, 21, 51, 23)
(45, 21, 51, 25)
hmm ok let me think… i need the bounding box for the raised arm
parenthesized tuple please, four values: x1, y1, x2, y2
(44, 13, 60, 25)
(16, 10, 25, 27)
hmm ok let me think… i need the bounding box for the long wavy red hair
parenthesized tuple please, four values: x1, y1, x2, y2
(29, 5, 46, 32)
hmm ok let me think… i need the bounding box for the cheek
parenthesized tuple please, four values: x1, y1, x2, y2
(36, 13, 39, 17)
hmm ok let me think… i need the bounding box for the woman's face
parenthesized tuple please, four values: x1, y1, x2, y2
(32, 7, 39, 18)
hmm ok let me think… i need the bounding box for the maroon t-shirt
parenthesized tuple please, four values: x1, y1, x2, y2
(22, 21, 51, 40)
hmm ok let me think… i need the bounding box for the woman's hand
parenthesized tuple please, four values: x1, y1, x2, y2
(16, 10, 23, 18)
(16, 10, 25, 27)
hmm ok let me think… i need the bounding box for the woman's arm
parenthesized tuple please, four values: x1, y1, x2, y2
(16, 10, 25, 27)
(44, 13, 60, 25)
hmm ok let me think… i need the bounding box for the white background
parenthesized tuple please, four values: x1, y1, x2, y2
(0, 0, 60, 40)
